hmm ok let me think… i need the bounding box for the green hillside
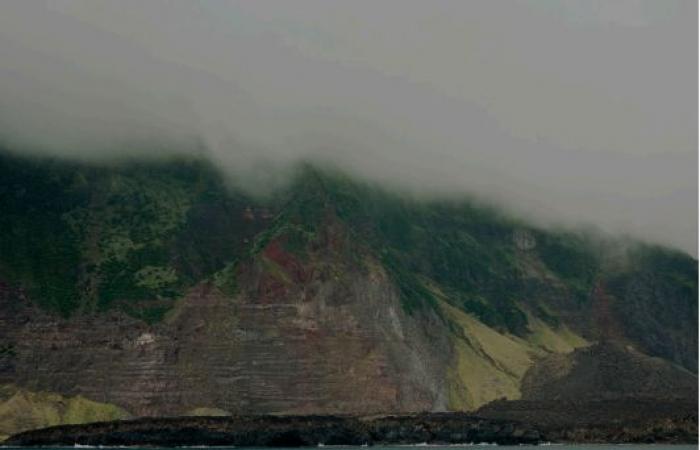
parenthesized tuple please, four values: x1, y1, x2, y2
(0, 151, 696, 437)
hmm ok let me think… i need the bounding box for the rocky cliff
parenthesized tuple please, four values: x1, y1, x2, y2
(0, 151, 696, 439)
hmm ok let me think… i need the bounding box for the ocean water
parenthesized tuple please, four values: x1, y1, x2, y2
(1, 446, 697, 450)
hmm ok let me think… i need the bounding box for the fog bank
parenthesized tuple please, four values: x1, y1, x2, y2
(0, 1, 696, 254)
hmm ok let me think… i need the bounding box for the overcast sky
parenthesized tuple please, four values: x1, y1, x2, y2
(0, 0, 696, 255)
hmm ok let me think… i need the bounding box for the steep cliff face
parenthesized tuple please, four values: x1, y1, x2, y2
(0, 152, 696, 438)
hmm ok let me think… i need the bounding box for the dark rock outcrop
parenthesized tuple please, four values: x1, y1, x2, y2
(477, 398, 698, 444)
(6, 413, 541, 447)
(8, 406, 697, 447)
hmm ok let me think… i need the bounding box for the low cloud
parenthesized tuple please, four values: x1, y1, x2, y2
(0, 1, 696, 254)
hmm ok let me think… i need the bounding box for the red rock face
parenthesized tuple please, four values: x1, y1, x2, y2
(262, 238, 309, 284)
(0, 229, 452, 418)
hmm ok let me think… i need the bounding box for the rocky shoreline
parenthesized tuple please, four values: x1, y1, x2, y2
(5, 405, 697, 447)
(477, 398, 698, 444)
(5, 414, 539, 447)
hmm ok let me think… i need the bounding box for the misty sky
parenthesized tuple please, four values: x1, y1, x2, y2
(0, 1, 697, 255)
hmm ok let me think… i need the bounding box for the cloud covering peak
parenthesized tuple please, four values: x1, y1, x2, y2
(0, 0, 696, 254)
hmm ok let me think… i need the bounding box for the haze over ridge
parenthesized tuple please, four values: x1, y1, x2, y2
(0, 0, 696, 254)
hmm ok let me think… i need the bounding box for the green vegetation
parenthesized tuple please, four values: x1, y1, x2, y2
(0, 153, 259, 321)
(534, 230, 600, 302)
(602, 243, 698, 371)
(212, 260, 239, 297)
(632, 244, 697, 296)
(605, 243, 697, 303)
(2, 152, 690, 335)
(0, 385, 130, 440)
(0, 153, 86, 315)
(299, 168, 529, 330)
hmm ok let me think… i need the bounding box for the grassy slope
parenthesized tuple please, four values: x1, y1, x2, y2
(0, 384, 129, 441)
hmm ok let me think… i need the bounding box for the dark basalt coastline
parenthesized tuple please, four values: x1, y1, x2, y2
(5, 413, 541, 447)
(477, 398, 699, 444)
(6, 402, 698, 447)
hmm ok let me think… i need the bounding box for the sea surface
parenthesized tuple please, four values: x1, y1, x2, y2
(1, 446, 697, 450)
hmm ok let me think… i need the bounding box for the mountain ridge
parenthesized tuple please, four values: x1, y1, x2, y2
(0, 150, 696, 440)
